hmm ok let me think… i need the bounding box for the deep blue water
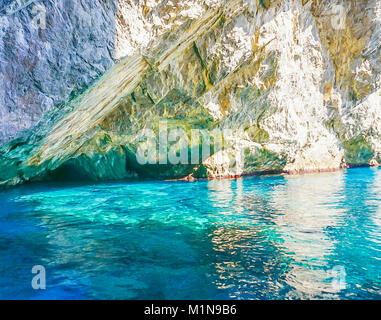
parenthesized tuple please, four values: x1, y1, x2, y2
(0, 167, 380, 299)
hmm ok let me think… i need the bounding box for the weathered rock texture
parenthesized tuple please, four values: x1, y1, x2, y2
(0, 0, 380, 187)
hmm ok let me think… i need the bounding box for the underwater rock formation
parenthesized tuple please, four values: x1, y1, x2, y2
(0, 0, 380, 187)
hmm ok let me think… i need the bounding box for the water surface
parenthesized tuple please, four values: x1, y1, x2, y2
(0, 167, 380, 299)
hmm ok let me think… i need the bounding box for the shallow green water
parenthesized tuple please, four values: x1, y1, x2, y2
(0, 167, 380, 299)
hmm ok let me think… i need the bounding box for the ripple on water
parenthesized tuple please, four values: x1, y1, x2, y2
(0, 167, 380, 299)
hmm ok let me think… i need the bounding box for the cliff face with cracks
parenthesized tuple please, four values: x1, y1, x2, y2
(0, 0, 380, 187)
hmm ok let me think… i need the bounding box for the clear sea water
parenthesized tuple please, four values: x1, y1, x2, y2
(0, 167, 380, 300)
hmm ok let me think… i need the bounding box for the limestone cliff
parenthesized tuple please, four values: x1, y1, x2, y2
(0, 0, 380, 187)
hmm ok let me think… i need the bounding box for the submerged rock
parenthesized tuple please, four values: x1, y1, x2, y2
(0, 0, 380, 187)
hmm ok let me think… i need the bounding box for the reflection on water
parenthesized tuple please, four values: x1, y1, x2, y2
(370, 169, 381, 231)
(0, 168, 380, 299)
(270, 171, 346, 298)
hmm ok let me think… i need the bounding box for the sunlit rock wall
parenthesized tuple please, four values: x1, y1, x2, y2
(0, 0, 380, 187)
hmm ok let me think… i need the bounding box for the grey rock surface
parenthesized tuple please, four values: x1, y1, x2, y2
(0, 0, 118, 144)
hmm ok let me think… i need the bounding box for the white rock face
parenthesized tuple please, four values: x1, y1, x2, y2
(202, 0, 380, 175)
(0, 0, 380, 184)
(257, 6, 341, 172)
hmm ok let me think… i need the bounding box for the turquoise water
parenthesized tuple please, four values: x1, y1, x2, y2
(0, 167, 380, 299)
